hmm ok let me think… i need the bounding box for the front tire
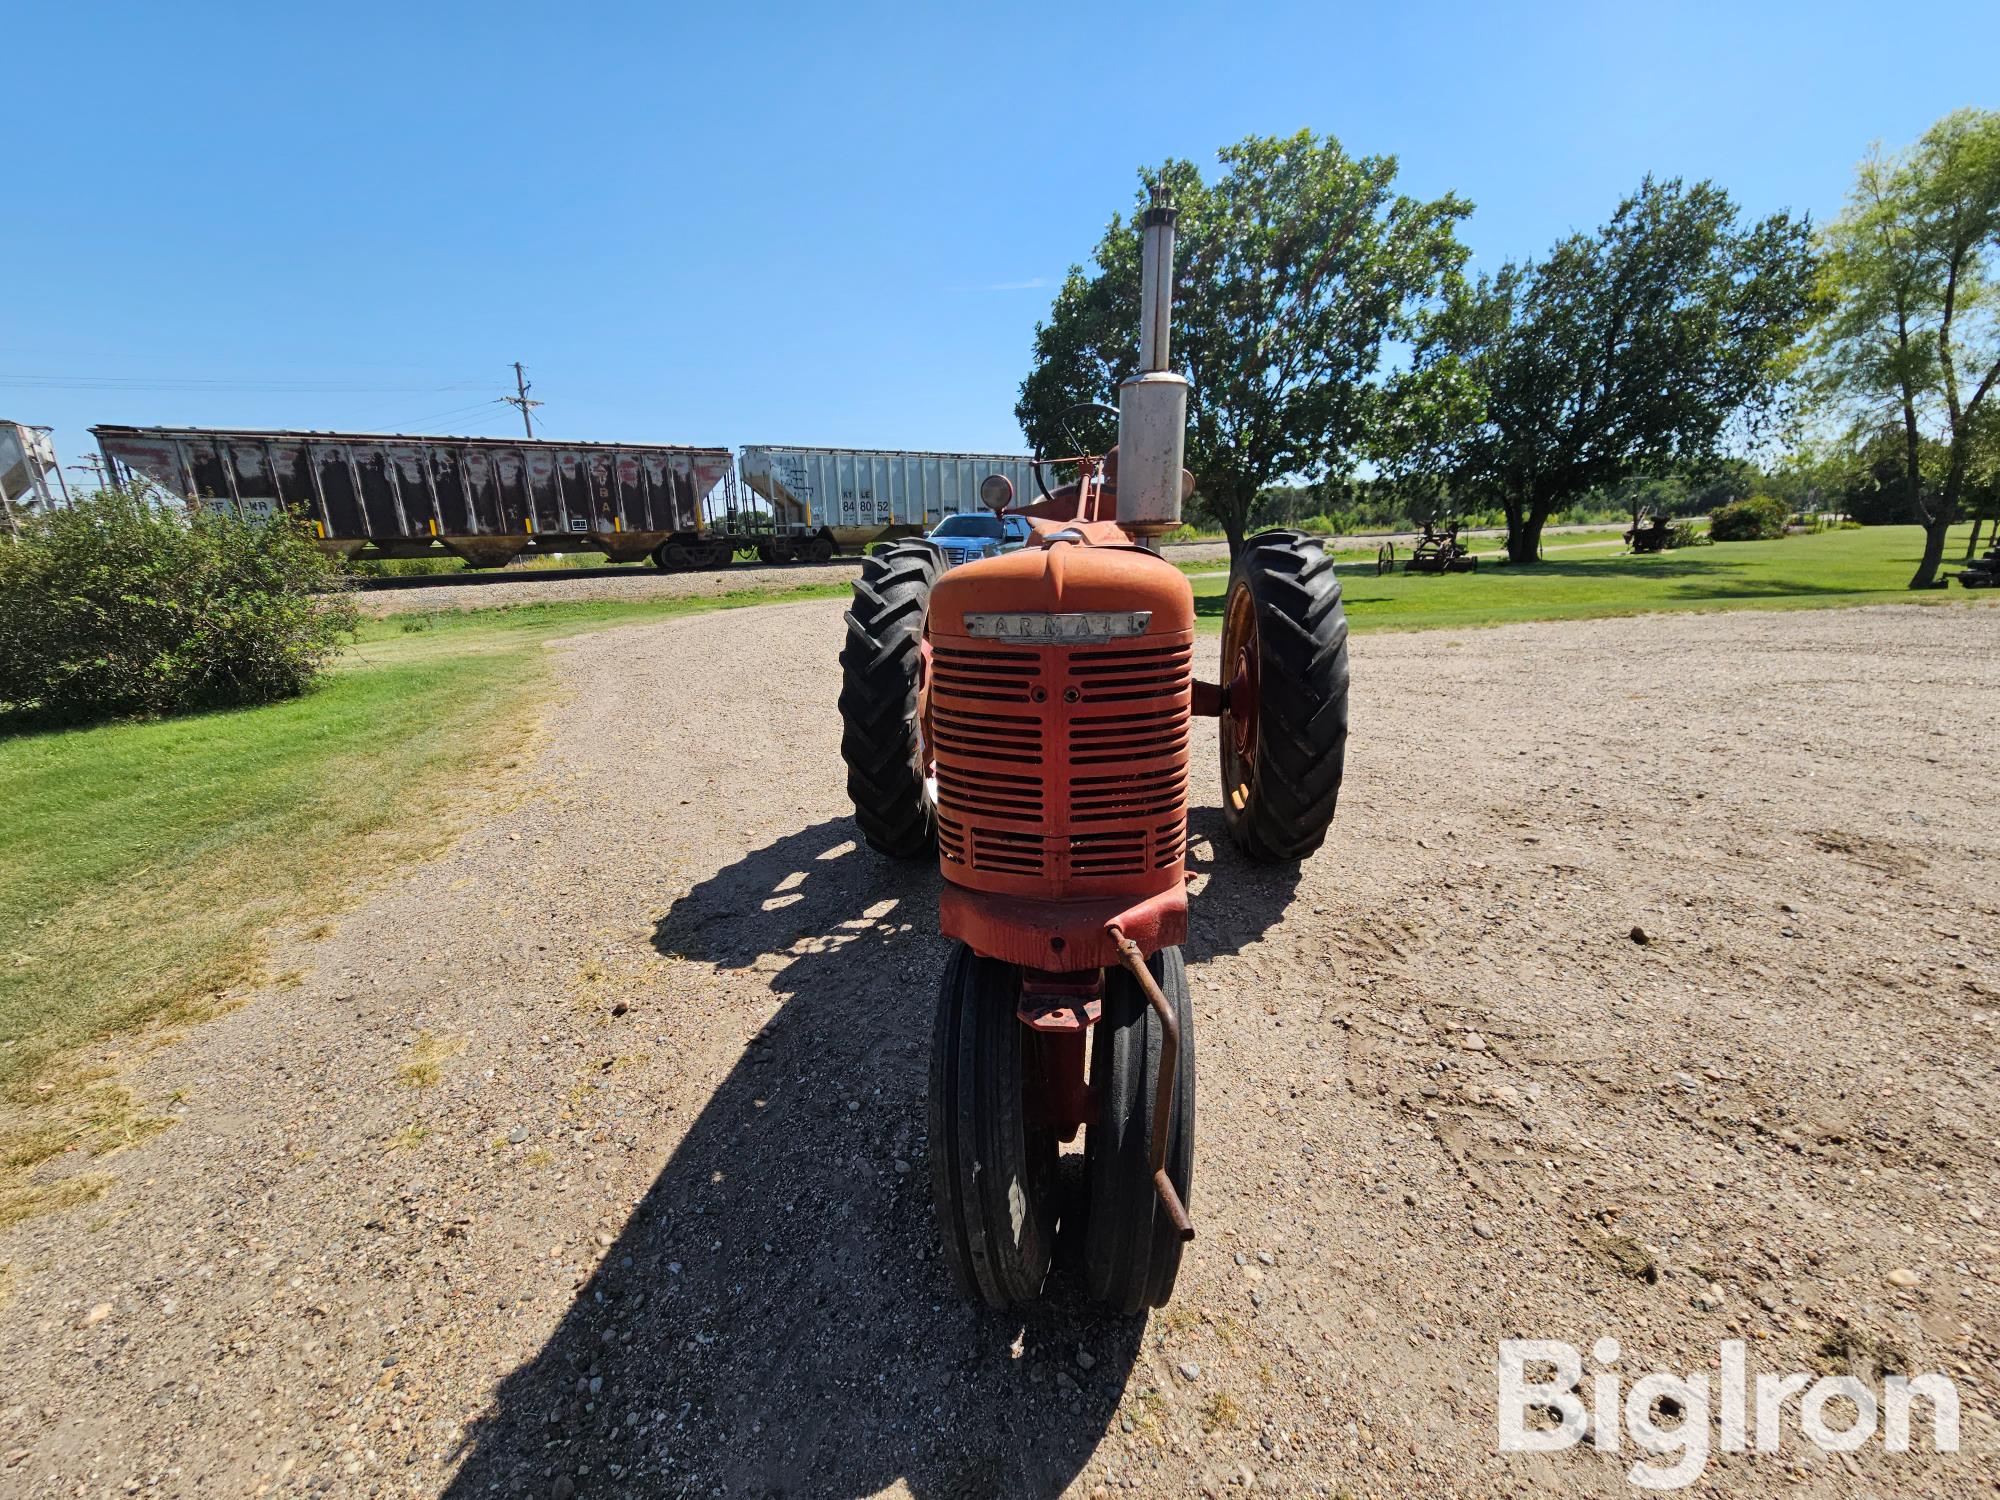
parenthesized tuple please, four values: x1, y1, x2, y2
(1084, 946, 1194, 1314)
(929, 946, 1058, 1307)
(1220, 529, 1350, 863)
(837, 541, 941, 857)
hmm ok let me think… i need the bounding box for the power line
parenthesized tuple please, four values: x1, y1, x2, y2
(0, 374, 491, 394)
(379, 397, 509, 433)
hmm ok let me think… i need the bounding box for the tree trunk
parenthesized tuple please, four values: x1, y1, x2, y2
(1505, 499, 1548, 565)
(1910, 517, 1950, 589)
(1909, 453, 1966, 589)
(1222, 516, 1247, 564)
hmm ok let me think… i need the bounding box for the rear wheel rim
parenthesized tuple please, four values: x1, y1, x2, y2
(917, 638, 937, 810)
(1221, 584, 1259, 813)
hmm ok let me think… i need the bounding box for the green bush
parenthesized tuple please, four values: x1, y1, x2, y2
(0, 489, 356, 725)
(1668, 521, 1712, 548)
(1708, 495, 1790, 542)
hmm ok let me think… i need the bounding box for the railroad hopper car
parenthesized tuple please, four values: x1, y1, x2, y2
(1, 421, 67, 528)
(738, 446, 1044, 560)
(91, 425, 733, 569)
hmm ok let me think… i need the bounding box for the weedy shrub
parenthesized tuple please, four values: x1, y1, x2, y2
(1668, 521, 1712, 548)
(1708, 495, 1791, 542)
(0, 489, 356, 725)
(348, 554, 464, 577)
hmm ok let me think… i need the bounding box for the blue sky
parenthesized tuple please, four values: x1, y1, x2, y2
(6, 1, 1995, 480)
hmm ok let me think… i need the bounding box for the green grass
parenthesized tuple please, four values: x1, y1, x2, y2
(0, 582, 846, 1108)
(1170, 524, 1649, 577)
(1190, 524, 1990, 633)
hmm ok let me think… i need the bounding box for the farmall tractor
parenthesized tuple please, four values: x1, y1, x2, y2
(837, 189, 1349, 1312)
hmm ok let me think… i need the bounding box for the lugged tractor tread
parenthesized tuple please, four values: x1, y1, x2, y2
(929, 945, 1055, 1307)
(1225, 529, 1351, 863)
(1084, 946, 1195, 1314)
(837, 542, 941, 858)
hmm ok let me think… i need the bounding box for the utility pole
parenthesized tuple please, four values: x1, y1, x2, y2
(503, 361, 543, 439)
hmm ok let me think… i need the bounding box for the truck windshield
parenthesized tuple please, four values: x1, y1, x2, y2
(932, 514, 1003, 539)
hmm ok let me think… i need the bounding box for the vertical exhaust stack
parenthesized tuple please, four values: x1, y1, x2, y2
(1116, 184, 1191, 551)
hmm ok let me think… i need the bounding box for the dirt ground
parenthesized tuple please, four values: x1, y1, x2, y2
(2, 600, 1996, 1500)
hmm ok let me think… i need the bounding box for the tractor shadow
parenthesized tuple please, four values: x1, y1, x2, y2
(1181, 804, 1305, 964)
(452, 814, 1289, 1500)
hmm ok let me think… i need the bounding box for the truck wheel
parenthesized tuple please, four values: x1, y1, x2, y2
(808, 533, 836, 564)
(838, 541, 941, 858)
(653, 538, 697, 571)
(1085, 945, 1193, 1314)
(1219, 529, 1349, 863)
(929, 945, 1057, 1307)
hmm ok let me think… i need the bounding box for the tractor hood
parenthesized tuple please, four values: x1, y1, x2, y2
(928, 538, 1195, 638)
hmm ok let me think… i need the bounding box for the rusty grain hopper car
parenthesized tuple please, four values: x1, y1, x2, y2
(91, 425, 735, 569)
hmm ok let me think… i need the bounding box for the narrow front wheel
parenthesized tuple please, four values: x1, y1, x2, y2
(929, 946, 1058, 1307)
(1084, 945, 1194, 1314)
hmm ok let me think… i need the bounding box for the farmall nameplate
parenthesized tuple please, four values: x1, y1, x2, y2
(963, 611, 1153, 643)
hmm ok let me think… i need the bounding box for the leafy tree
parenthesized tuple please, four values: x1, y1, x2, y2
(1816, 109, 2000, 587)
(1829, 422, 1932, 524)
(1016, 131, 1472, 558)
(1394, 177, 1820, 563)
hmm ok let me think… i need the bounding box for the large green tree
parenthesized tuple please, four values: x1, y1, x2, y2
(1816, 109, 2000, 587)
(1016, 131, 1471, 558)
(1394, 177, 1819, 563)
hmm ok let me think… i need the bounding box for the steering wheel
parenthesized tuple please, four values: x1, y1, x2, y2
(1032, 401, 1120, 504)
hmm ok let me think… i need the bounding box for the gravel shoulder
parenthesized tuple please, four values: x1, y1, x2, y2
(1, 601, 1994, 1498)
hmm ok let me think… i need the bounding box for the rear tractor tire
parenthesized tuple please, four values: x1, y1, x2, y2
(837, 540, 941, 858)
(1219, 529, 1350, 863)
(1084, 945, 1194, 1314)
(929, 946, 1059, 1307)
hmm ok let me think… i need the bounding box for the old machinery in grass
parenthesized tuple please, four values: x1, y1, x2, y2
(1403, 518, 1477, 574)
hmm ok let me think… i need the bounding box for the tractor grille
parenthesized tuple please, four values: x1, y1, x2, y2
(931, 636, 1191, 891)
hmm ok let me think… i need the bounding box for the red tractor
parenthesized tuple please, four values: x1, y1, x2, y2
(837, 189, 1349, 1311)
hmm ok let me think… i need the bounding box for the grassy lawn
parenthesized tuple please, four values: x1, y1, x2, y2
(0, 581, 844, 1213)
(1171, 523, 1644, 577)
(1191, 524, 1991, 632)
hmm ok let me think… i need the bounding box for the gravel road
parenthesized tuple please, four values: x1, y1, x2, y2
(2, 600, 1995, 1498)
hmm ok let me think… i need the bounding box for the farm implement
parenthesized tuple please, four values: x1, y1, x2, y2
(1403, 518, 1477, 574)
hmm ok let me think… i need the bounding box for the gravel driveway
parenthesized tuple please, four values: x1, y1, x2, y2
(1, 600, 1994, 1498)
